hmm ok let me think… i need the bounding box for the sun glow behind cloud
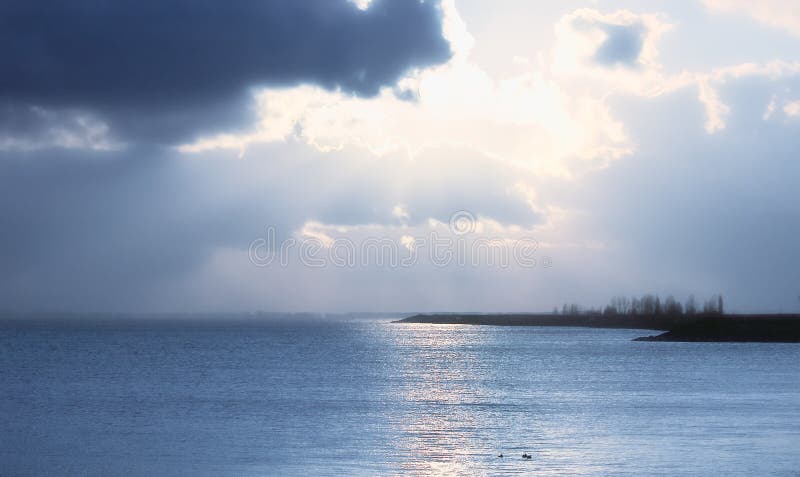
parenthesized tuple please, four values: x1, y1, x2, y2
(168, 0, 800, 263)
(172, 1, 800, 269)
(179, 4, 800, 177)
(179, 3, 632, 179)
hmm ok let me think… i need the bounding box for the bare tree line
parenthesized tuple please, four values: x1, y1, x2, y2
(555, 294, 725, 318)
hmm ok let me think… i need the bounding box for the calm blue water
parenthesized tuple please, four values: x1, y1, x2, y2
(1, 318, 799, 476)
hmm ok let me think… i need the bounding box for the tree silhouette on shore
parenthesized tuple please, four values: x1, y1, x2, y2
(557, 293, 725, 319)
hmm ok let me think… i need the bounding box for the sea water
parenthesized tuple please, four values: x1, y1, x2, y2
(1, 318, 798, 476)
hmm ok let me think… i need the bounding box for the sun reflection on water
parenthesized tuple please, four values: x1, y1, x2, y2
(379, 323, 632, 476)
(385, 324, 531, 475)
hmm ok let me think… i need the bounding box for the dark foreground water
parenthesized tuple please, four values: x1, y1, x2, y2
(1, 319, 799, 476)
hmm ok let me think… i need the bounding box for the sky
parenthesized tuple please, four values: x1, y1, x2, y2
(1, 0, 799, 313)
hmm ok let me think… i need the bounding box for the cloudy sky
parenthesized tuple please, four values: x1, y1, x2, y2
(1, 0, 799, 313)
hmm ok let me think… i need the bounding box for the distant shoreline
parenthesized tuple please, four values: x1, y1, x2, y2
(394, 313, 800, 342)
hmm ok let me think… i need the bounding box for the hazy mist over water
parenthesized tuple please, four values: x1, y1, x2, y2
(2, 317, 798, 476)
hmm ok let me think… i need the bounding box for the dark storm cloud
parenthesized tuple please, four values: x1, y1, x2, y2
(0, 0, 451, 145)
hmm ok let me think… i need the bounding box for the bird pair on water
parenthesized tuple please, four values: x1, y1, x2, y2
(497, 453, 532, 459)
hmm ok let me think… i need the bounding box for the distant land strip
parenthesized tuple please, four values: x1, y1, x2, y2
(393, 314, 800, 342)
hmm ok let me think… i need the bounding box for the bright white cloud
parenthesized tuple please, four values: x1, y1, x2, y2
(440, 0, 475, 58)
(695, 61, 800, 131)
(182, 69, 629, 176)
(400, 234, 416, 252)
(392, 204, 410, 220)
(763, 95, 778, 120)
(347, 0, 373, 10)
(299, 221, 336, 248)
(179, 6, 632, 178)
(697, 79, 730, 133)
(552, 9, 673, 95)
(176, 0, 800, 170)
(551, 8, 800, 134)
(784, 99, 800, 117)
(703, 0, 800, 36)
(292, 214, 546, 254)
